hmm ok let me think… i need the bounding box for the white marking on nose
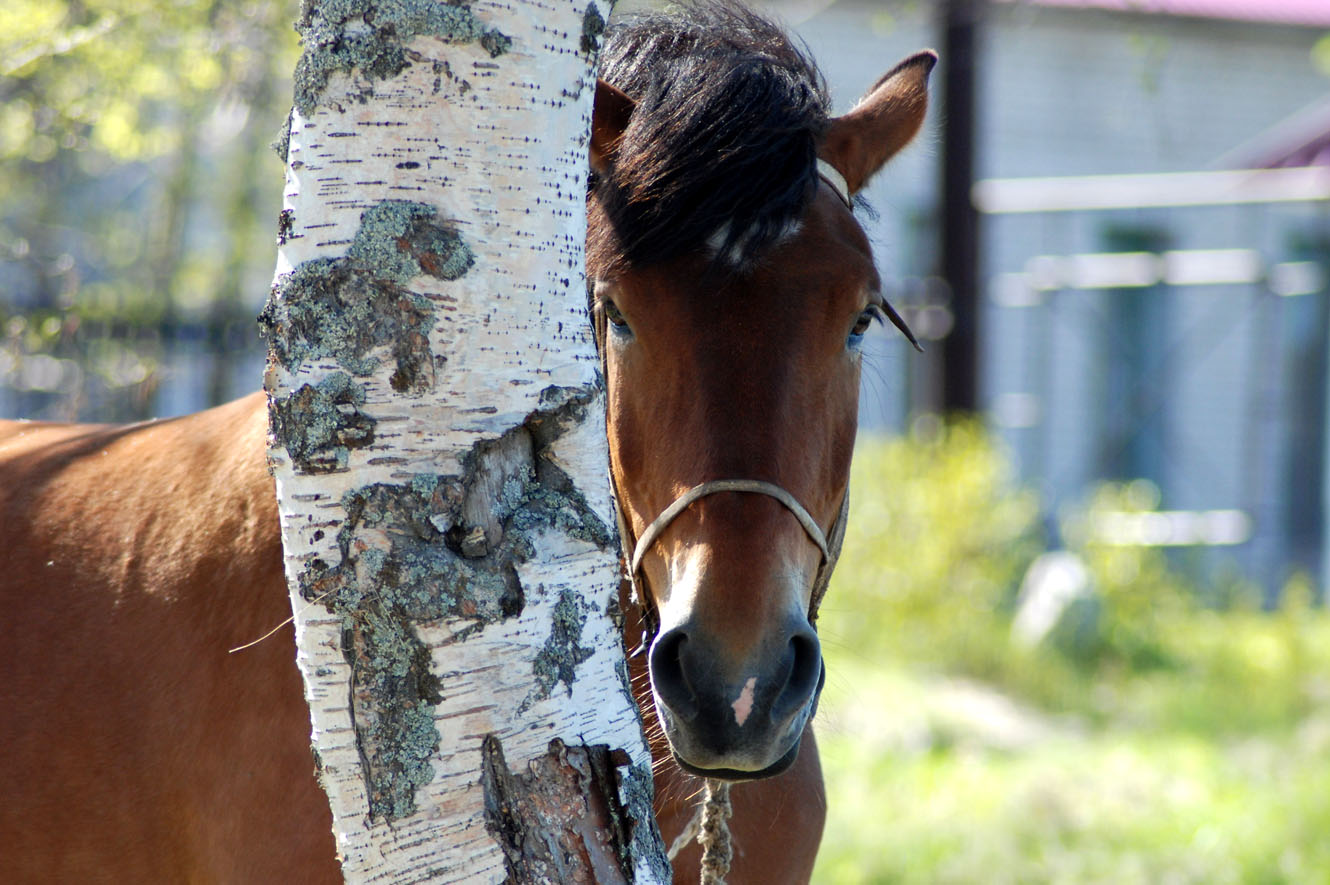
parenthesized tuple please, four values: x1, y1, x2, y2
(732, 676, 757, 727)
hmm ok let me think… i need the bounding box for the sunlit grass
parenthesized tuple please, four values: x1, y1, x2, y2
(814, 661, 1330, 884)
(810, 428, 1330, 883)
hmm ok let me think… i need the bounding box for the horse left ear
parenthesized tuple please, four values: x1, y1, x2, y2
(590, 79, 636, 174)
(820, 50, 937, 195)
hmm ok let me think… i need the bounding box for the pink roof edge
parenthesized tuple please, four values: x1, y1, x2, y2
(999, 0, 1330, 28)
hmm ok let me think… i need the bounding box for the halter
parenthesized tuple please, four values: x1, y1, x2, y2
(816, 158, 852, 210)
(622, 479, 849, 630)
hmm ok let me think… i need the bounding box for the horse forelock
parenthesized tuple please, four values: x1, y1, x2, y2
(589, 0, 830, 274)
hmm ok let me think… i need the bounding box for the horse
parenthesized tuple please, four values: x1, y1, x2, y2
(0, 2, 931, 881)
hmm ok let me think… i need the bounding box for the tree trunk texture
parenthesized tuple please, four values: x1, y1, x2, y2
(260, 0, 669, 881)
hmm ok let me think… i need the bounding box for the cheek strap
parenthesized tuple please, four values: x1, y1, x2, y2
(816, 158, 852, 210)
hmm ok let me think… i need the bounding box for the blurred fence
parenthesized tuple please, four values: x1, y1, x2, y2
(976, 166, 1330, 598)
(0, 313, 266, 423)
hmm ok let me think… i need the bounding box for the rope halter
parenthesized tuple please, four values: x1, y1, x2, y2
(816, 158, 852, 210)
(622, 478, 849, 631)
(630, 480, 829, 579)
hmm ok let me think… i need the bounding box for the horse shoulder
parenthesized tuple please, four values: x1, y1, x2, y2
(0, 392, 337, 883)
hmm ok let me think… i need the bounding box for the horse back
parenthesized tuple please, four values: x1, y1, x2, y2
(0, 392, 337, 883)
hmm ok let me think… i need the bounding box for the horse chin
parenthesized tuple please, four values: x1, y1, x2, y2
(658, 675, 823, 783)
(670, 738, 803, 782)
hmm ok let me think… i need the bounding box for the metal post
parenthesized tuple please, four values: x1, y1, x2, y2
(939, 0, 981, 413)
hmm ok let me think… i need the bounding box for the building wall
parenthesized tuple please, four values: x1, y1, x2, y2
(792, 0, 1330, 589)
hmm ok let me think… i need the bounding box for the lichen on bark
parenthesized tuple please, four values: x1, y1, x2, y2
(348, 201, 474, 285)
(295, 385, 614, 820)
(292, 0, 512, 115)
(580, 3, 606, 56)
(270, 371, 375, 474)
(260, 199, 470, 394)
(526, 589, 595, 711)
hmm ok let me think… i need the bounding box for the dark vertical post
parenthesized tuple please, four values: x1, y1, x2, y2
(939, 0, 981, 413)
(1283, 236, 1330, 598)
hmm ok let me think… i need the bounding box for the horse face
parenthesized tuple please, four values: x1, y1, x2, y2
(597, 189, 869, 776)
(589, 52, 934, 779)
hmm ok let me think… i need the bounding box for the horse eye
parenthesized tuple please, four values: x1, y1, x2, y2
(849, 307, 880, 343)
(604, 300, 629, 330)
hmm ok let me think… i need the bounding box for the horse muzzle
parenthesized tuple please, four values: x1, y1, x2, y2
(648, 613, 825, 780)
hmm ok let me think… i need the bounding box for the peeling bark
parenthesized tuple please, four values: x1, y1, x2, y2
(263, 0, 668, 880)
(481, 737, 635, 885)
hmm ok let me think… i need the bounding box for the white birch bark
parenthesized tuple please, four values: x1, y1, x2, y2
(260, 0, 668, 880)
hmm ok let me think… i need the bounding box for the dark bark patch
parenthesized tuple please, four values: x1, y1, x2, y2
(479, 29, 513, 58)
(349, 200, 474, 285)
(293, 383, 614, 821)
(260, 200, 473, 394)
(276, 207, 295, 245)
(270, 371, 376, 474)
(261, 257, 437, 391)
(272, 109, 293, 162)
(580, 3, 605, 56)
(341, 609, 443, 820)
(525, 589, 594, 712)
(481, 736, 651, 885)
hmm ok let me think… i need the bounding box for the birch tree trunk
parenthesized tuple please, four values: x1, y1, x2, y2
(259, 0, 669, 880)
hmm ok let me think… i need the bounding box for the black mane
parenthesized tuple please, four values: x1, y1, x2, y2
(591, 1, 830, 269)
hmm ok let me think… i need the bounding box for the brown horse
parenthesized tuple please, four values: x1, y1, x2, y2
(590, 6, 930, 877)
(0, 3, 931, 882)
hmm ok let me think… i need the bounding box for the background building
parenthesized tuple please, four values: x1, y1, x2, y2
(793, 0, 1330, 595)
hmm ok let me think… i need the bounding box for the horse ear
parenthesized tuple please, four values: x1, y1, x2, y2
(591, 79, 636, 174)
(820, 50, 937, 195)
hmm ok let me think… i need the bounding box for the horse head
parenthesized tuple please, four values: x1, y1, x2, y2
(586, 3, 933, 780)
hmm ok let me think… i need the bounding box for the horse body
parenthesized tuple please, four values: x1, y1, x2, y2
(0, 395, 339, 883)
(0, 4, 930, 881)
(0, 394, 819, 883)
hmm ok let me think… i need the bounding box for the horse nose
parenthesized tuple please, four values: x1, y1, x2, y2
(647, 627, 700, 723)
(648, 618, 823, 731)
(769, 625, 823, 725)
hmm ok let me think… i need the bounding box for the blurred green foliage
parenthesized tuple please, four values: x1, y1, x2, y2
(821, 418, 1042, 663)
(813, 423, 1330, 883)
(1, 0, 297, 418)
(2, 0, 283, 162)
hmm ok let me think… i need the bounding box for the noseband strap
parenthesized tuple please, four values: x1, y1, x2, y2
(626, 479, 848, 625)
(630, 480, 830, 580)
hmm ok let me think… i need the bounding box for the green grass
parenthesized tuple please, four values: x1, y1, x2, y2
(808, 428, 1330, 883)
(812, 662, 1330, 884)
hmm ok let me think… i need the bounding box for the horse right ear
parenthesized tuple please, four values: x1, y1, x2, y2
(591, 80, 636, 174)
(820, 50, 937, 196)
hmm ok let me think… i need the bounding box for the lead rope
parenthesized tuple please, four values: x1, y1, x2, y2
(697, 780, 734, 884)
(666, 780, 733, 884)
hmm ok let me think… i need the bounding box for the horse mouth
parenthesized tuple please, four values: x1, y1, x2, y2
(670, 738, 803, 782)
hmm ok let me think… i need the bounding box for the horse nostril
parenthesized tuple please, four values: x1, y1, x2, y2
(648, 628, 700, 722)
(770, 628, 822, 723)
